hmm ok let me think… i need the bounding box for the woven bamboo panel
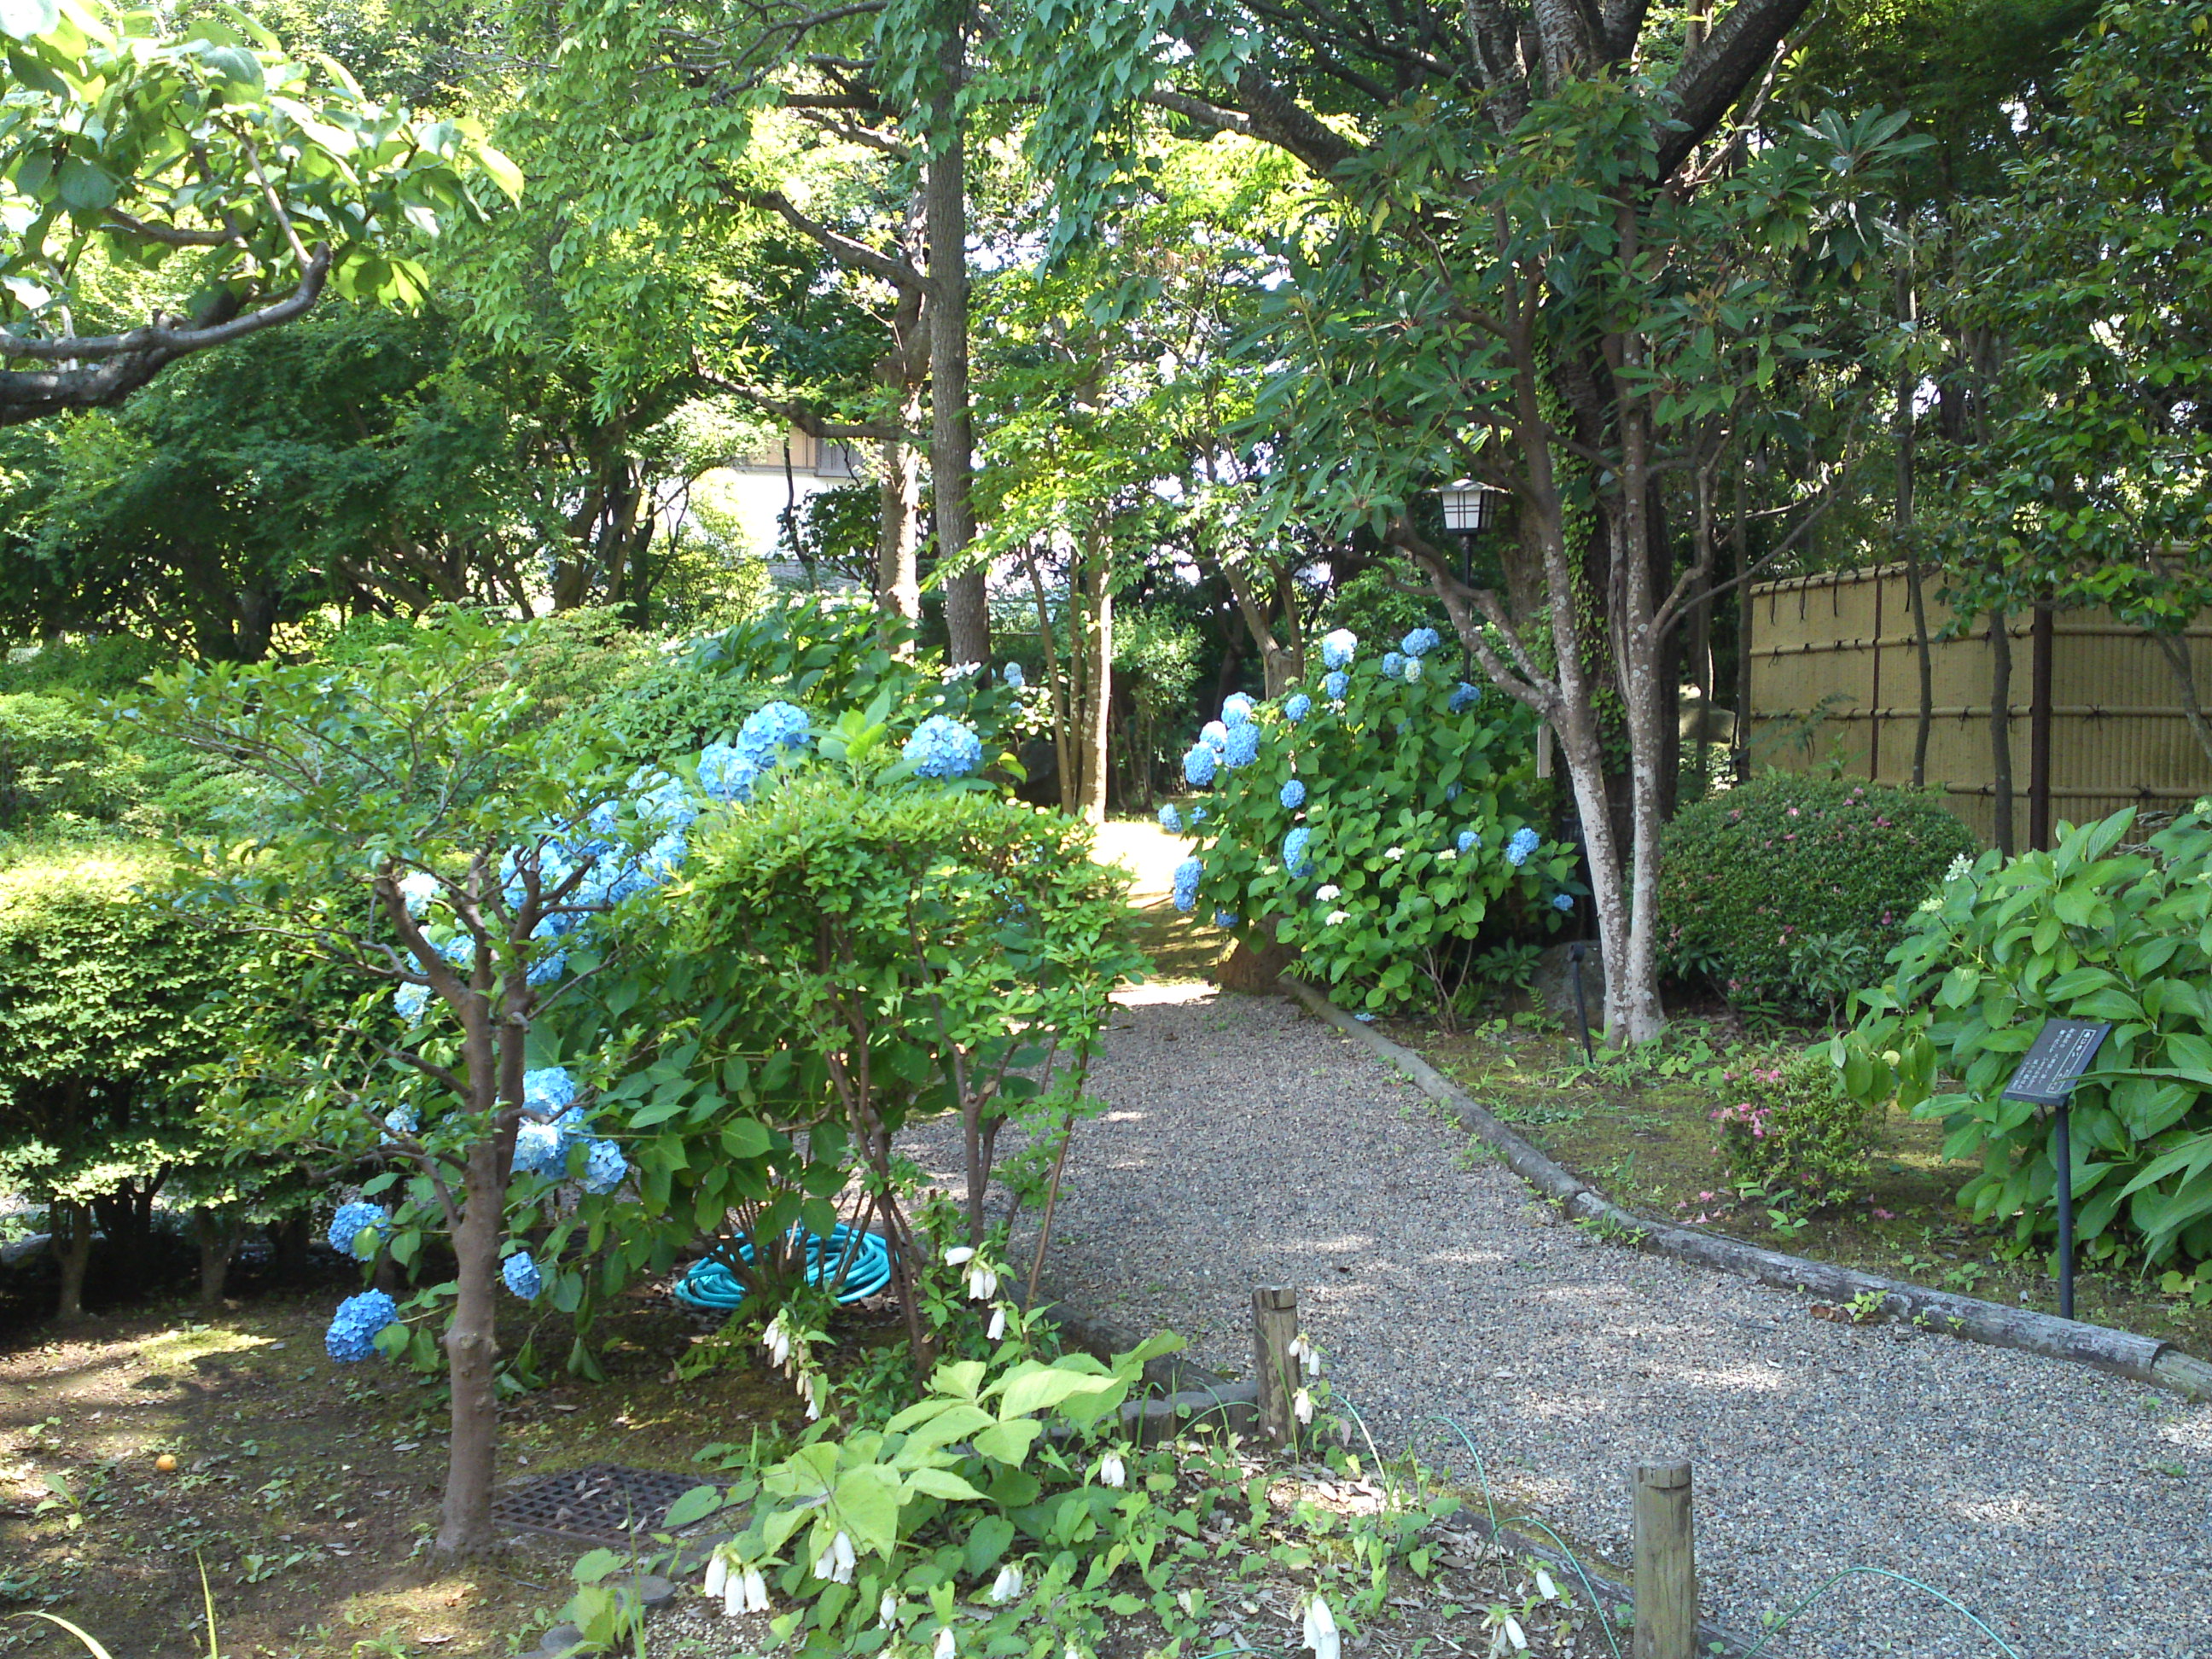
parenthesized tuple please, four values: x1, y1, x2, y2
(1747, 565, 2212, 846)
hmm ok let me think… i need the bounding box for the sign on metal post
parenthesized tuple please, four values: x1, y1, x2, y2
(2002, 1017, 2112, 1321)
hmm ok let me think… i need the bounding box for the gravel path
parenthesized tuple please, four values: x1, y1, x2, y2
(912, 985, 2212, 1659)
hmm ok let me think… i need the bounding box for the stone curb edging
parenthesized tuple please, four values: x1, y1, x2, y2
(1280, 975, 2212, 1404)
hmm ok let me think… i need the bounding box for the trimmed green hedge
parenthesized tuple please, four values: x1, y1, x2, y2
(1660, 772, 1975, 1009)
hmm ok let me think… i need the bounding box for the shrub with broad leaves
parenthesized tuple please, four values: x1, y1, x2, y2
(1842, 806, 2212, 1271)
(1173, 628, 1573, 1014)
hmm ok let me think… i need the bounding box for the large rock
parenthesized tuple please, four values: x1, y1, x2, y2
(1527, 938, 1603, 1029)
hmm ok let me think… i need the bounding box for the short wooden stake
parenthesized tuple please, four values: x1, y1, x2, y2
(1632, 1461, 1697, 1659)
(1250, 1286, 1301, 1447)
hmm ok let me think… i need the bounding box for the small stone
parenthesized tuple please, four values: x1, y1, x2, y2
(533, 1624, 585, 1659)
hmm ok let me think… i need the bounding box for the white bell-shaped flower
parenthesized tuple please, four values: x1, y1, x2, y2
(740, 1565, 769, 1614)
(829, 1530, 857, 1584)
(1302, 1595, 1342, 1659)
(987, 1563, 1024, 1604)
(702, 1551, 728, 1598)
(1292, 1386, 1315, 1425)
(987, 1306, 1007, 1341)
(1098, 1452, 1126, 1489)
(966, 1261, 999, 1301)
(943, 1245, 976, 1266)
(879, 1592, 899, 1627)
(934, 1627, 958, 1659)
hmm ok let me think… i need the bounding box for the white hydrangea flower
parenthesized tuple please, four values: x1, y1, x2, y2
(1315, 883, 1342, 902)
(1437, 849, 1457, 862)
(1324, 910, 1350, 926)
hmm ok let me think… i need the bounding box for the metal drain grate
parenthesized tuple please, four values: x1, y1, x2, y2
(491, 1463, 717, 1545)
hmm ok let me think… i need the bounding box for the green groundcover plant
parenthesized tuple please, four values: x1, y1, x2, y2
(1171, 627, 1575, 1015)
(1661, 772, 1975, 1010)
(1842, 806, 2212, 1269)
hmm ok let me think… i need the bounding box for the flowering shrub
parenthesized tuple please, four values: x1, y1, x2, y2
(1709, 1050, 1875, 1213)
(1843, 806, 2212, 1269)
(1175, 627, 1575, 1013)
(1659, 772, 1973, 1009)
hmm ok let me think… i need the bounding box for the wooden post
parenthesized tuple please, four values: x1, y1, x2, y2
(1632, 1461, 1696, 1659)
(1250, 1286, 1300, 1447)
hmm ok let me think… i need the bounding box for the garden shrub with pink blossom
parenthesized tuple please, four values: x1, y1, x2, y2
(1659, 772, 1974, 1010)
(1710, 1050, 1877, 1212)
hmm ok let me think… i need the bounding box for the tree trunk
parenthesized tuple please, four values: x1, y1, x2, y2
(1895, 270, 1933, 788)
(925, 14, 989, 668)
(1989, 609, 2016, 858)
(2151, 630, 2212, 771)
(877, 394, 924, 631)
(193, 1207, 242, 1313)
(1732, 467, 1753, 783)
(436, 1145, 503, 1557)
(51, 1199, 93, 1323)
(1080, 537, 1113, 824)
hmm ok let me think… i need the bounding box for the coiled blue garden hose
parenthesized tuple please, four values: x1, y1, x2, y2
(672, 1225, 892, 1310)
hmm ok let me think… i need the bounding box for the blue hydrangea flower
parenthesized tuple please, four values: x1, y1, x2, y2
(1201, 720, 1230, 752)
(1280, 779, 1307, 811)
(1323, 671, 1349, 701)
(1284, 693, 1312, 724)
(904, 714, 985, 779)
(1505, 827, 1541, 866)
(1382, 651, 1406, 679)
(1222, 694, 1254, 726)
(526, 949, 568, 988)
(398, 871, 439, 918)
(1551, 893, 1575, 912)
(1214, 910, 1238, 928)
(1003, 661, 1025, 690)
(523, 1068, 577, 1117)
(1171, 856, 1203, 913)
(1157, 802, 1183, 833)
(1402, 658, 1423, 683)
(394, 982, 432, 1022)
(503, 1251, 544, 1300)
(634, 775, 699, 833)
(1222, 723, 1260, 769)
(1320, 629, 1358, 670)
(1458, 830, 1481, 855)
(1450, 682, 1481, 713)
(327, 1202, 387, 1258)
(697, 742, 763, 803)
(1283, 827, 1313, 879)
(513, 1121, 566, 1178)
(1183, 744, 1218, 787)
(1445, 783, 1462, 801)
(739, 700, 812, 758)
(380, 1106, 417, 1144)
(582, 1141, 628, 1195)
(1190, 806, 1208, 823)
(1401, 627, 1441, 658)
(324, 1290, 400, 1364)
(434, 932, 474, 969)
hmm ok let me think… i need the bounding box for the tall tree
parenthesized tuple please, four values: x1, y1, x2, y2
(0, 0, 515, 423)
(1017, 2, 1905, 1039)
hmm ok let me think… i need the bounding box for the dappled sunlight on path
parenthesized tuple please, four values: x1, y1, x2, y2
(906, 986, 2212, 1658)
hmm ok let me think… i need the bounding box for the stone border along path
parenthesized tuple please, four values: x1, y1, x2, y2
(907, 983, 2212, 1659)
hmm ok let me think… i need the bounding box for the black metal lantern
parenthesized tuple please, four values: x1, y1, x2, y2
(1439, 479, 1504, 536)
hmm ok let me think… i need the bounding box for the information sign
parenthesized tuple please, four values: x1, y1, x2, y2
(2002, 1018, 2113, 1106)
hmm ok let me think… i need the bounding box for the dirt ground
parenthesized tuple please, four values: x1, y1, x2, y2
(0, 1292, 810, 1659)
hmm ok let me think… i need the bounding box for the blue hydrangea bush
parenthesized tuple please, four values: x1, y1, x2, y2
(1174, 627, 1577, 1014)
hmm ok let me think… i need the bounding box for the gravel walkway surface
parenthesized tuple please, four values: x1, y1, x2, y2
(911, 985, 2212, 1659)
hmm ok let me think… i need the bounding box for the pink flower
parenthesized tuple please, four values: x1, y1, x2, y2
(1871, 1207, 1896, 1221)
(1787, 806, 1800, 817)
